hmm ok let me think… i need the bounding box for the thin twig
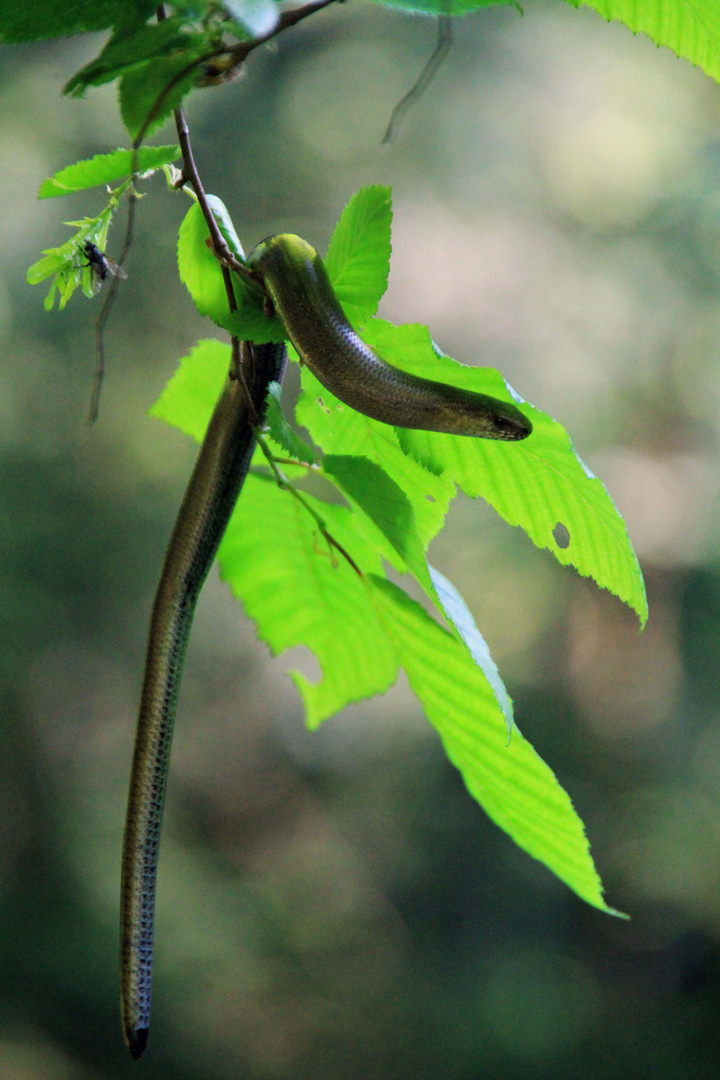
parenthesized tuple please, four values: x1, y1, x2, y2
(253, 430, 363, 577)
(172, 105, 255, 281)
(87, 177, 138, 424)
(382, 15, 453, 146)
(264, 457, 318, 469)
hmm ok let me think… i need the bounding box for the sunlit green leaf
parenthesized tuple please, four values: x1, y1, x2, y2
(322, 454, 432, 591)
(325, 185, 392, 325)
(219, 475, 398, 728)
(177, 199, 286, 343)
(368, 575, 615, 911)
(568, 0, 720, 86)
(265, 384, 317, 464)
(296, 360, 455, 547)
(149, 338, 231, 441)
(38, 146, 180, 198)
(150, 337, 296, 470)
(360, 319, 647, 625)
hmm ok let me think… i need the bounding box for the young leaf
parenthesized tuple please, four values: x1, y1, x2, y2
(177, 200, 286, 343)
(27, 208, 115, 308)
(325, 185, 392, 325)
(362, 319, 647, 625)
(568, 0, 720, 87)
(368, 575, 614, 912)
(38, 146, 180, 198)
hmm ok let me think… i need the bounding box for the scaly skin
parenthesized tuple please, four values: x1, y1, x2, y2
(120, 343, 286, 1059)
(247, 234, 531, 441)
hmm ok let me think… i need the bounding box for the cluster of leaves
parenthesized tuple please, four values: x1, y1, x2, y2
(147, 183, 644, 910)
(2, 2, 720, 147)
(26, 146, 181, 309)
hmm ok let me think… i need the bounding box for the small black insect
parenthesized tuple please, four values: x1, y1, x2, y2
(80, 240, 128, 291)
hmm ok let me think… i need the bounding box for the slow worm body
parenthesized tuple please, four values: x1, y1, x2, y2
(246, 234, 532, 441)
(121, 343, 286, 1059)
(122, 234, 531, 1058)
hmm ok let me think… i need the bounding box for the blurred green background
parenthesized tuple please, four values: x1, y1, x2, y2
(2, 1, 720, 1076)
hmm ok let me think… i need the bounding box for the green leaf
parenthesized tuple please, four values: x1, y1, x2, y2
(362, 319, 647, 625)
(149, 338, 230, 441)
(219, 475, 399, 729)
(325, 185, 392, 325)
(429, 564, 513, 735)
(224, 0, 279, 37)
(296, 361, 455, 548)
(368, 575, 614, 912)
(27, 207, 115, 308)
(118, 42, 209, 140)
(567, 0, 720, 87)
(64, 18, 193, 95)
(0, 0, 156, 43)
(150, 337, 296, 471)
(177, 199, 286, 343)
(265, 384, 317, 464)
(320, 457, 514, 726)
(38, 146, 180, 198)
(322, 454, 432, 591)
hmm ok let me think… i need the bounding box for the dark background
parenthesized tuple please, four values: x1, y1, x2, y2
(1, 2, 720, 1076)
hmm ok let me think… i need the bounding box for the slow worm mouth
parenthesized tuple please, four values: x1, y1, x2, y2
(494, 413, 532, 441)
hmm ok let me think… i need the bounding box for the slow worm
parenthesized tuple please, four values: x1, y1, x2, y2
(120, 343, 286, 1058)
(121, 234, 531, 1058)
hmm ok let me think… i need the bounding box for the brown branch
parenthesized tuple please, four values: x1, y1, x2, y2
(171, 106, 254, 281)
(87, 174, 138, 424)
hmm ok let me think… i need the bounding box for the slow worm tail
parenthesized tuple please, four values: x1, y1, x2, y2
(120, 343, 287, 1059)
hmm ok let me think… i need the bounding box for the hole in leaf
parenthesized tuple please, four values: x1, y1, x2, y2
(426, 494, 435, 503)
(553, 522, 570, 549)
